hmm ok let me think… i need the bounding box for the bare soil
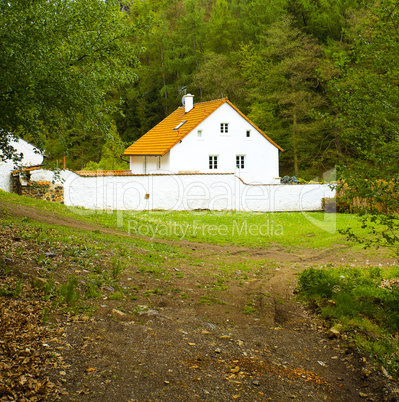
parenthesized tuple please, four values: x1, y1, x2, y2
(1, 200, 398, 401)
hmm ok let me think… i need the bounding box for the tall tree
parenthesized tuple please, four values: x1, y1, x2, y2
(239, 18, 333, 178)
(0, 0, 141, 159)
(83, 122, 129, 171)
(331, 0, 399, 252)
(206, 0, 238, 53)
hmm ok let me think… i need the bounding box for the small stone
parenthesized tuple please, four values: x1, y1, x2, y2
(220, 335, 231, 340)
(201, 330, 211, 335)
(252, 380, 260, 386)
(112, 309, 126, 317)
(215, 348, 221, 354)
(45, 252, 57, 257)
(188, 343, 196, 346)
(359, 392, 368, 398)
(230, 366, 240, 373)
(328, 327, 340, 338)
(164, 381, 170, 385)
(138, 309, 159, 317)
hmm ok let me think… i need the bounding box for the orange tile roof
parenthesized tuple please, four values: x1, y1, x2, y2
(123, 98, 283, 156)
(74, 170, 134, 177)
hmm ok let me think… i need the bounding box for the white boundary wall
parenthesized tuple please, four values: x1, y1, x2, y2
(38, 170, 336, 212)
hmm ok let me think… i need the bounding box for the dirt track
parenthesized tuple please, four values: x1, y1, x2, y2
(0, 200, 397, 401)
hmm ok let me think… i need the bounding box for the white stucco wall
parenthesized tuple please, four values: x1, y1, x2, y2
(129, 103, 280, 184)
(169, 103, 280, 184)
(130, 154, 171, 174)
(58, 171, 335, 212)
(0, 137, 43, 192)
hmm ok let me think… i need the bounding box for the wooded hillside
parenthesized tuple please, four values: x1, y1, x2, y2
(2, 0, 398, 180)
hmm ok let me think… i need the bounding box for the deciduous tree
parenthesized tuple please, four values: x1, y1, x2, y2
(0, 0, 141, 160)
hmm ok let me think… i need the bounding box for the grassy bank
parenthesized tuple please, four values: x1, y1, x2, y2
(0, 190, 375, 251)
(297, 265, 399, 379)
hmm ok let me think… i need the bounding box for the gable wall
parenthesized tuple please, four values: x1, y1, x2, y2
(169, 103, 279, 184)
(0, 138, 43, 192)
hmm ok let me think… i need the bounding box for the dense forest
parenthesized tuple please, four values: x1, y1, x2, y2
(1, 0, 398, 181)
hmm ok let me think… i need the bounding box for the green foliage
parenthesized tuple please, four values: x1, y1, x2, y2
(83, 122, 129, 170)
(298, 265, 399, 378)
(109, 291, 124, 300)
(238, 17, 335, 178)
(58, 276, 80, 308)
(111, 258, 126, 281)
(0, 0, 141, 161)
(330, 0, 399, 256)
(84, 283, 102, 299)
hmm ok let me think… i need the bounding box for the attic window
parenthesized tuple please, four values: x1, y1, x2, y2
(173, 120, 187, 130)
(220, 123, 229, 133)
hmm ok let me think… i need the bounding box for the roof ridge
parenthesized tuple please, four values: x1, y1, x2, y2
(177, 97, 228, 109)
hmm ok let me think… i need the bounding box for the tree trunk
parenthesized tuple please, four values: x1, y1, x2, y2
(161, 45, 168, 115)
(293, 109, 299, 177)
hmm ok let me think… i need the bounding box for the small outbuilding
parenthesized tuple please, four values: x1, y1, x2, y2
(0, 136, 43, 192)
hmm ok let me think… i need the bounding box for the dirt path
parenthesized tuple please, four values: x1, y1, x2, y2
(0, 200, 396, 401)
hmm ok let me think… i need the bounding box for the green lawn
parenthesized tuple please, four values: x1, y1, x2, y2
(84, 209, 364, 250)
(0, 190, 373, 250)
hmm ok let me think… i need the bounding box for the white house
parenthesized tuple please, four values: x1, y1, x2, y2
(124, 96, 283, 184)
(0, 136, 43, 192)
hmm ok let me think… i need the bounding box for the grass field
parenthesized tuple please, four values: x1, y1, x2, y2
(0, 190, 370, 251)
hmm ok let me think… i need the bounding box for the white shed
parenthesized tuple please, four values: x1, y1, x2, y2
(0, 136, 43, 192)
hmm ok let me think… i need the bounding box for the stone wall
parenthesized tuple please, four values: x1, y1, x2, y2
(12, 174, 64, 203)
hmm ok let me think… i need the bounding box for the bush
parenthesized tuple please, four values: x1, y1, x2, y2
(281, 175, 300, 184)
(297, 267, 337, 299)
(297, 265, 399, 379)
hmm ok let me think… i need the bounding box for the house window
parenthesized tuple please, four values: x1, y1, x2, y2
(220, 123, 229, 133)
(197, 130, 202, 138)
(209, 155, 218, 170)
(246, 130, 251, 138)
(158, 156, 161, 170)
(236, 155, 245, 169)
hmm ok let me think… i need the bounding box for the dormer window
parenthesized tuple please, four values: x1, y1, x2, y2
(174, 120, 187, 130)
(220, 123, 229, 133)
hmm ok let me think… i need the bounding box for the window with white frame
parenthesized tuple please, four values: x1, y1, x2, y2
(197, 130, 202, 138)
(236, 155, 245, 169)
(220, 123, 229, 133)
(209, 155, 218, 169)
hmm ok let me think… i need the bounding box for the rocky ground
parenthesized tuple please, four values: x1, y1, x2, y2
(1, 200, 398, 401)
